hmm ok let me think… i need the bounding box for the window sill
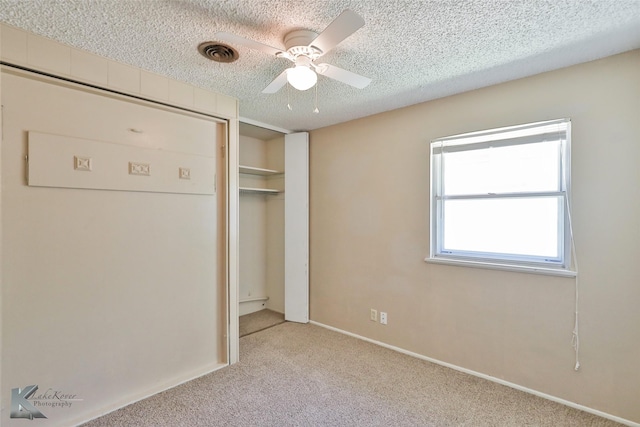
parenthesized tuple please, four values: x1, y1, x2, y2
(424, 257, 577, 278)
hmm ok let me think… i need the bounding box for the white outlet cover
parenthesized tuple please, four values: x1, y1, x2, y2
(380, 312, 387, 325)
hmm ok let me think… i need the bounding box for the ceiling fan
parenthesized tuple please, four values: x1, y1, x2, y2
(215, 9, 372, 93)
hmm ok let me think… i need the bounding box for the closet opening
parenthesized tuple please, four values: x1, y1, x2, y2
(239, 122, 287, 337)
(237, 122, 309, 340)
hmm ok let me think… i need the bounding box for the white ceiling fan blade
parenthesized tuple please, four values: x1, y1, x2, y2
(316, 64, 371, 89)
(309, 10, 365, 55)
(215, 32, 284, 57)
(262, 69, 289, 94)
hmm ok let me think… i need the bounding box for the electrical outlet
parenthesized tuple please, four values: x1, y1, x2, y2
(380, 312, 387, 325)
(370, 309, 377, 322)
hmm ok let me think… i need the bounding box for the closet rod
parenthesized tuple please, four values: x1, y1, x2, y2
(239, 296, 270, 303)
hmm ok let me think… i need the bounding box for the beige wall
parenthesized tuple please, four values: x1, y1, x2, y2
(309, 50, 640, 423)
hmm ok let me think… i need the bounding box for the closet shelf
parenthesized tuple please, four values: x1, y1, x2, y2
(239, 187, 282, 195)
(239, 165, 283, 176)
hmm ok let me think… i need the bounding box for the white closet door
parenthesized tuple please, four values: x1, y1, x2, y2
(284, 132, 309, 323)
(2, 70, 225, 424)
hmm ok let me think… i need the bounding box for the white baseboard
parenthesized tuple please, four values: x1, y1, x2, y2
(310, 320, 639, 427)
(239, 299, 268, 316)
(70, 362, 228, 426)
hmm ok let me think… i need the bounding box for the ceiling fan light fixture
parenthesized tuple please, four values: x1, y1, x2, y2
(287, 65, 317, 91)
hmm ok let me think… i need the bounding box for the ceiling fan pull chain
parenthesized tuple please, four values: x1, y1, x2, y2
(313, 81, 320, 114)
(287, 82, 292, 111)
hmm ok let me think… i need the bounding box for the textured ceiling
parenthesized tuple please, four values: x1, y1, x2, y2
(1, 0, 639, 132)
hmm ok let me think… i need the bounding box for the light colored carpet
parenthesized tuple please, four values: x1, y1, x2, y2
(239, 309, 285, 337)
(82, 322, 621, 426)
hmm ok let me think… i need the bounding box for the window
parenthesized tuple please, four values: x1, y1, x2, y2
(429, 119, 573, 275)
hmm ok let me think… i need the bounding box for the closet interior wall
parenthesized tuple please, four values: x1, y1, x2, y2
(239, 131, 285, 315)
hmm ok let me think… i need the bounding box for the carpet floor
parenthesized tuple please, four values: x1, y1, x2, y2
(82, 322, 621, 426)
(239, 309, 285, 337)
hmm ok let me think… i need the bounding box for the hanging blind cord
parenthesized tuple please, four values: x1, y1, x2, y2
(566, 193, 580, 371)
(560, 129, 580, 372)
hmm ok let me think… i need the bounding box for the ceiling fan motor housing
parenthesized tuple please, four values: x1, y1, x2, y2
(283, 30, 322, 59)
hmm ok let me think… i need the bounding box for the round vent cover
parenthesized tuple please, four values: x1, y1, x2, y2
(198, 42, 239, 63)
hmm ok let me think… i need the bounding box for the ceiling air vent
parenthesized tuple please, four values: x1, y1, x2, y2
(198, 42, 239, 63)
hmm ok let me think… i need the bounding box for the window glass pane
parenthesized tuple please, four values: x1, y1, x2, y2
(442, 141, 560, 196)
(443, 197, 561, 259)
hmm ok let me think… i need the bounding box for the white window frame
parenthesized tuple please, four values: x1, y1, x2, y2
(427, 119, 575, 277)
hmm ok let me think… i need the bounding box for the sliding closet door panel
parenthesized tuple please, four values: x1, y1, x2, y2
(1, 69, 224, 426)
(284, 132, 309, 323)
